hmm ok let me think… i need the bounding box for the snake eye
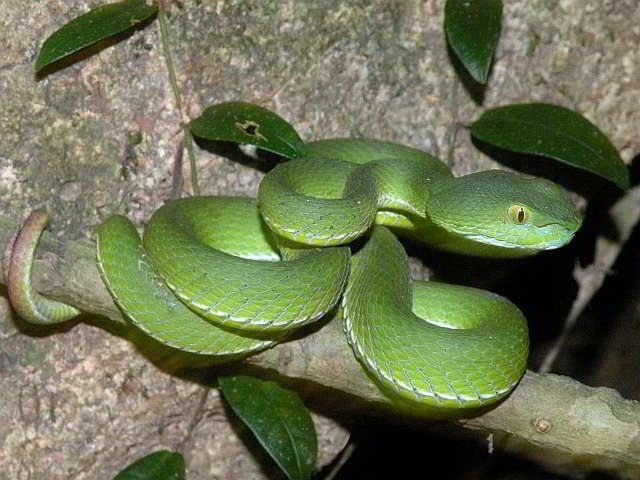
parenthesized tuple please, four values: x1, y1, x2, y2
(508, 205, 529, 224)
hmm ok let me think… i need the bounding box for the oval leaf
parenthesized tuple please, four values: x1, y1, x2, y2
(113, 450, 185, 480)
(445, 0, 503, 84)
(35, 0, 158, 73)
(219, 375, 317, 480)
(190, 102, 305, 159)
(471, 103, 629, 189)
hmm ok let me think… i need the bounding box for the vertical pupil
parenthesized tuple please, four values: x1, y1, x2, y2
(517, 208, 525, 223)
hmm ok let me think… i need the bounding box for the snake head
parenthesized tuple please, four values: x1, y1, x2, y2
(425, 170, 583, 255)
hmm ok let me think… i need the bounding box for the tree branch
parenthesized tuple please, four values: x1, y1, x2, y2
(1, 213, 639, 477)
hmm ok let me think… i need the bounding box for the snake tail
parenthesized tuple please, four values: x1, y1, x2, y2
(4, 210, 80, 324)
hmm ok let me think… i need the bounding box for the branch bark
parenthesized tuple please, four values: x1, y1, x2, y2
(2, 214, 639, 478)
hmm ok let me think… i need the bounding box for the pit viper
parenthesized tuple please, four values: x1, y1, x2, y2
(4, 138, 582, 410)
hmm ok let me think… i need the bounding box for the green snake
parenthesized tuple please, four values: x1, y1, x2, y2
(4, 138, 582, 410)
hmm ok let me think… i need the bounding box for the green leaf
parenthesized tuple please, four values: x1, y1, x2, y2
(35, 0, 158, 73)
(190, 102, 305, 159)
(219, 375, 317, 480)
(471, 103, 629, 189)
(445, 0, 503, 84)
(113, 450, 185, 480)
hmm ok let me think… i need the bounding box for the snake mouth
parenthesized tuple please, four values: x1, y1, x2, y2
(542, 234, 575, 250)
(542, 229, 577, 250)
(452, 222, 579, 252)
(533, 225, 580, 250)
(538, 218, 582, 249)
(524, 224, 579, 250)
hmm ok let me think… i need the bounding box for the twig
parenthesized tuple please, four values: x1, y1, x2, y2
(171, 141, 185, 199)
(539, 262, 605, 373)
(539, 185, 640, 373)
(178, 388, 209, 454)
(157, 2, 200, 195)
(323, 439, 355, 480)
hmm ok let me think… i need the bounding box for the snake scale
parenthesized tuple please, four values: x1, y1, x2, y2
(4, 137, 582, 410)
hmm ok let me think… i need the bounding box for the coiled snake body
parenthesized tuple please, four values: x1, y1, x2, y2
(5, 138, 582, 410)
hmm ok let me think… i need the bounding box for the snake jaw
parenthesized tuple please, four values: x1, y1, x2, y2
(447, 225, 578, 253)
(541, 227, 578, 250)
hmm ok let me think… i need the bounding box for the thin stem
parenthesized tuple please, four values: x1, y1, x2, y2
(157, 2, 200, 195)
(323, 439, 355, 480)
(183, 128, 200, 195)
(158, 2, 182, 113)
(538, 299, 581, 373)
